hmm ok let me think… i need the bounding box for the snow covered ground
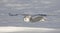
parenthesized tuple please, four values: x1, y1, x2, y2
(0, 0, 60, 33)
(0, 26, 60, 33)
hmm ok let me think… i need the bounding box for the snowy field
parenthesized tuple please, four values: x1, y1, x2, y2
(0, 0, 60, 33)
(0, 26, 60, 33)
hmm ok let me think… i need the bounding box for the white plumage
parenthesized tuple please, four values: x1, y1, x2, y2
(23, 15, 47, 22)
